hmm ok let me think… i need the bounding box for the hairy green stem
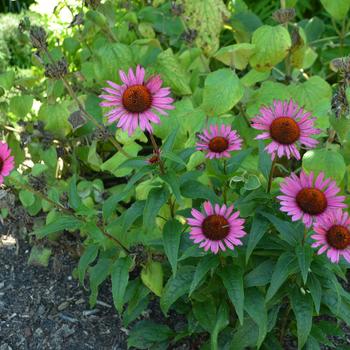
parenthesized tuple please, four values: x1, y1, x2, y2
(9, 176, 131, 254)
(267, 159, 277, 193)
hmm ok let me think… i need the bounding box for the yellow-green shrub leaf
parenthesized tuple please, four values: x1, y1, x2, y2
(178, 0, 230, 56)
(214, 43, 256, 69)
(141, 261, 163, 296)
(201, 68, 244, 115)
(249, 25, 291, 72)
(320, 0, 350, 20)
(302, 149, 346, 184)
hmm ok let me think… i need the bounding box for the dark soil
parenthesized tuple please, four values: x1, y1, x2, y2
(0, 235, 127, 350)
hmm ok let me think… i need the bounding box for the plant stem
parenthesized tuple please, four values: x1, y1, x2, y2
(237, 103, 251, 128)
(279, 303, 291, 344)
(9, 176, 131, 254)
(267, 159, 277, 193)
(43, 48, 131, 158)
(222, 159, 228, 204)
(149, 132, 165, 174)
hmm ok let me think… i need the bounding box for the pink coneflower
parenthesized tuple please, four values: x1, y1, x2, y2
(0, 142, 14, 184)
(311, 209, 350, 263)
(196, 124, 242, 159)
(187, 201, 246, 254)
(251, 100, 320, 160)
(99, 65, 174, 136)
(277, 171, 346, 228)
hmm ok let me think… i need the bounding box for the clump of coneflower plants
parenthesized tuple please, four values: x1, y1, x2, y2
(2, 0, 350, 348)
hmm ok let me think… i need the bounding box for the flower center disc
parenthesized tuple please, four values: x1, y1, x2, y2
(208, 137, 229, 153)
(202, 215, 230, 241)
(0, 158, 3, 172)
(269, 117, 300, 145)
(296, 188, 328, 215)
(327, 225, 350, 250)
(122, 85, 152, 113)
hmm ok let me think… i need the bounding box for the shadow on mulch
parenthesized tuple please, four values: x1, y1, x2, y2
(0, 235, 126, 350)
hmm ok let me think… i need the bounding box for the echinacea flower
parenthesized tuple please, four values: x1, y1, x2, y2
(187, 201, 246, 254)
(252, 100, 320, 160)
(278, 171, 346, 228)
(196, 124, 242, 159)
(0, 142, 14, 184)
(311, 209, 350, 263)
(99, 65, 174, 136)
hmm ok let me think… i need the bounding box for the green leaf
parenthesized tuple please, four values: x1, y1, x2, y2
(246, 214, 270, 263)
(9, 95, 33, 118)
(89, 258, 111, 307)
(155, 48, 191, 95)
(226, 147, 253, 173)
(249, 25, 291, 71)
(112, 256, 132, 313)
(141, 260, 163, 296)
(189, 255, 219, 295)
(69, 174, 83, 210)
(163, 219, 183, 275)
(201, 68, 244, 115)
(258, 140, 272, 181)
(27, 246, 52, 267)
(320, 0, 350, 20)
(121, 201, 145, 232)
(143, 186, 169, 232)
(180, 0, 230, 55)
(302, 149, 346, 184)
(128, 320, 173, 349)
(160, 265, 195, 314)
(295, 244, 313, 284)
(78, 245, 99, 284)
(214, 43, 256, 69)
(230, 317, 259, 350)
(100, 142, 142, 177)
(0, 71, 15, 90)
(180, 180, 219, 202)
(193, 300, 229, 349)
(19, 190, 35, 207)
(266, 252, 298, 301)
(244, 288, 268, 348)
(38, 102, 72, 137)
(218, 264, 244, 325)
(260, 212, 302, 246)
(289, 287, 313, 349)
(244, 259, 274, 287)
(289, 76, 332, 129)
(307, 273, 322, 315)
(33, 216, 82, 238)
(160, 172, 183, 205)
(241, 69, 270, 87)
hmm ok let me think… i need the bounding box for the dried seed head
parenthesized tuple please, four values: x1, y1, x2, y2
(331, 85, 349, 118)
(68, 111, 86, 131)
(29, 25, 47, 50)
(84, 0, 101, 9)
(181, 29, 197, 44)
(18, 16, 31, 33)
(92, 126, 111, 140)
(28, 174, 47, 192)
(272, 8, 296, 24)
(330, 57, 350, 73)
(69, 13, 84, 28)
(44, 58, 68, 79)
(171, 1, 183, 16)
